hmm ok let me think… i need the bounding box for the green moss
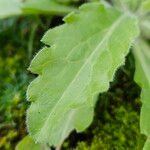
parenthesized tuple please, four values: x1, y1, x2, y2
(76, 105, 145, 150)
(0, 48, 28, 150)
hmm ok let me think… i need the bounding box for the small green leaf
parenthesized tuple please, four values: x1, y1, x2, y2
(15, 136, 43, 150)
(22, 0, 77, 16)
(27, 2, 139, 146)
(0, 0, 76, 19)
(133, 38, 150, 150)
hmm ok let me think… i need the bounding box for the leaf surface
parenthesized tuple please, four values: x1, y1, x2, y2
(113, 0, 140, 11)
(133, 39, 150, 150)
(27, 2, 139, 146)
(15, 136, 43, 150)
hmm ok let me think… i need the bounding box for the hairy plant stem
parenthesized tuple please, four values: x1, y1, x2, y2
(56, 144, 62, 150)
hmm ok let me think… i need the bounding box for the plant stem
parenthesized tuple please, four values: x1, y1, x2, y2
(56, 144, 62, 150)
(28, 23, 38, 60)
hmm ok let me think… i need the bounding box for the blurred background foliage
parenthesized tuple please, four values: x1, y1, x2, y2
(0, 17, 37, 149)
(0, 0, 147, 149)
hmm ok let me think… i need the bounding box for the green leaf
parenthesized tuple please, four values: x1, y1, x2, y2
(142, 0, 150, 12)
(0, 0, 76, 19)
(15, 136, 43, 150)
(27, 2, 139, 146)
(0, 0, 22, 19)
(133, 39, 150, 150)
(22, 0, 77, 16)
(140, 15, 150, 39)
